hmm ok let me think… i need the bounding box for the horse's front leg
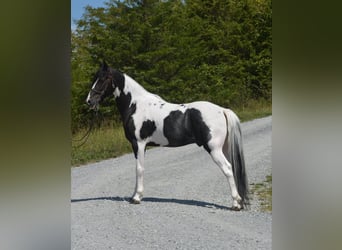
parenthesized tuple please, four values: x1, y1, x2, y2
(131, 141, 145, 204)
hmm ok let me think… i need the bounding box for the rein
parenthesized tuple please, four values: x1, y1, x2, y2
(72, 110, 99, 148)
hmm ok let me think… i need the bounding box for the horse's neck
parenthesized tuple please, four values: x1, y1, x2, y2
(114, 73, 157, 122)
(123, 74, 151, 99)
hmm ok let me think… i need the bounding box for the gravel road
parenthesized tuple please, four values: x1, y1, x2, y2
(72, 116, 272, 250)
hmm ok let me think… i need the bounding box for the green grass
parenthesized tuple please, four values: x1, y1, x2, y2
(250, 175, 272, 212)
(235, 99, 272, 122)
(72, 124, 131, 166)
(72, 100, 271, 166)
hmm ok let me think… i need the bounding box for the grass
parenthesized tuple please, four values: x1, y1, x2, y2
(235, 99, 272, 122)
(250, 175, 272, 212)
(72, 124, 131, 166)
(72, 100, 271, 166)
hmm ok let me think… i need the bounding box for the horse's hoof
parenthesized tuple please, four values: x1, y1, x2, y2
(232, 198, 243, 211)
(232, 202, 242, 211)
(232, 206, 242, 211)
(130, 198, 141, 204)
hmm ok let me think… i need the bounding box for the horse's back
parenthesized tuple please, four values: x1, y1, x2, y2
(187, 101, 227, 127)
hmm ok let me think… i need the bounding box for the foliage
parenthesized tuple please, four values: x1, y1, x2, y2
(71, 0, 272, 132)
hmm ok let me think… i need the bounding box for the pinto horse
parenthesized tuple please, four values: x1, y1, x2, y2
(86, 62, 249, 210)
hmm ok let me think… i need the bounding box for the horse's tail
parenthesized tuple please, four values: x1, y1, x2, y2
(223, 109, 250, 208)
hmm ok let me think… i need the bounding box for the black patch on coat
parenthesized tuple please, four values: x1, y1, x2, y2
(115, 92, 134, 123)
(112, 71, 138, 157)
(112, 69, 125, 91)
(119, 99, 137, 158)
(140, 120, 157, 140)
(163, 108, 211, 151)
(130, 138, 138, 159)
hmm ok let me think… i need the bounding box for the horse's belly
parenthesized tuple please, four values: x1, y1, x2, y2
(148, 128, 169, 146)
(147, 121, 196, 147)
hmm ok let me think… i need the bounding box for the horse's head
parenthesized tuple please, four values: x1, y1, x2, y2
(86, 61, 114, 110)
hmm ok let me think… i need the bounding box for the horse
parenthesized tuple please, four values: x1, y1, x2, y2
(86, 61, 249, 210)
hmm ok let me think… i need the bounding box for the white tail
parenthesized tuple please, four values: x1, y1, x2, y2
(224, 109, 249, 207)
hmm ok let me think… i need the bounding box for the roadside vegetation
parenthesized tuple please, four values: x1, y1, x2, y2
(72, 122, 131, 166)
(251, 175, 272, 212)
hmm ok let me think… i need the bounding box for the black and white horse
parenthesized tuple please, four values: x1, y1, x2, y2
(86, 62, 249, 210)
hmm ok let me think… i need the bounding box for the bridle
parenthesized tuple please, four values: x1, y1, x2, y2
(90, 75, 114, 96)
(90, 88, 104, 95)
(72, 75, 114, 149)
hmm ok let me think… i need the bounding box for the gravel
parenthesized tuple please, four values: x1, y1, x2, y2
(72, 116, 272, 250)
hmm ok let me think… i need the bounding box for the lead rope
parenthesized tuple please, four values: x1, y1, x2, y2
(72, 110, 99, 149)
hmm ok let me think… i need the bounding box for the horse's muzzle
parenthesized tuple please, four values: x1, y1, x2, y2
(86, 100, 99, 111)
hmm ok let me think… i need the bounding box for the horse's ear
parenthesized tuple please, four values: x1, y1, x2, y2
(101, 60, 109, 71)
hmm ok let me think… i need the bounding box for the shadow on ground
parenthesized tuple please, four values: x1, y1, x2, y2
(71, 196, 232, 210)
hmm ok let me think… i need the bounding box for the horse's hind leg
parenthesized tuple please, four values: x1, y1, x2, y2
(131, 141, 145, 204)
(209, 148, 242, 210)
